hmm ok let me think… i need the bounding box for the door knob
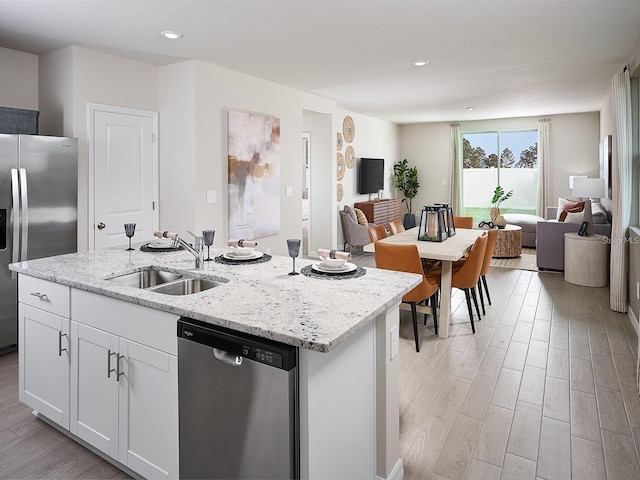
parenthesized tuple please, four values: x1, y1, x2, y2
(97, 222, 106, 230)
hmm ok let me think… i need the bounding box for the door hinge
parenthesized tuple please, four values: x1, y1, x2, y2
(152, 201, 156, 210)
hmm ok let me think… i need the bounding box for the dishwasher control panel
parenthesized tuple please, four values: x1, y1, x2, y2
(178, 318, 297, 371)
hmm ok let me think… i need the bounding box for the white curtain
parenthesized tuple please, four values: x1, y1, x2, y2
(537, 118, 551, 216)
(610, 71, 632, 313)
(450, 123, 463, 215)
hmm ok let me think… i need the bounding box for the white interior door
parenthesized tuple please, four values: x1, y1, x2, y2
(89, 104, 158, 250)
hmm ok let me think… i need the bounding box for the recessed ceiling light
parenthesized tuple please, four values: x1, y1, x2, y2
(412, 60, 429, 67)
(160, 31, 183, 40)
(466, 106, 476, 111)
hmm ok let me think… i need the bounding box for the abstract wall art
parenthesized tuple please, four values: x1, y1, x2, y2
(228, 110, 281, 239)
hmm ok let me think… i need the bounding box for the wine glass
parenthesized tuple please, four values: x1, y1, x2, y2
(287, 239, 301, 275)
(124, 223, 136, 251)
(202, 230, 215, 261)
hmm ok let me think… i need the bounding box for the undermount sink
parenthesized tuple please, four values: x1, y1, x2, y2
(108, 268, 183, 288)
(107, 267, 225, 295)
(147, 278, 224, 296)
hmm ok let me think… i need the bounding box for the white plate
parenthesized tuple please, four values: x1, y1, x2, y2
(312, 262, 357, 274)
(223, 251, 264, 261)
(144, 241, 175, 249)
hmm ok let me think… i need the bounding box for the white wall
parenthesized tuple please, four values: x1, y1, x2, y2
(0, 47, 38, 110)
(335, 111, 400, 247)
(39, 46, 158, 251)
(399, 112, 601, 216)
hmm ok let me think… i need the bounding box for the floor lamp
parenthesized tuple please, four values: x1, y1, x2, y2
(572, 177, 606, 236)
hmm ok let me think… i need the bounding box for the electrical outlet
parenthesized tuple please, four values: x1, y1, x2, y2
(390, 325, 399, 360)
(441, 179, 447, 186)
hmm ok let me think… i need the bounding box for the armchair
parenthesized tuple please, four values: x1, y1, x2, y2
(339, 206, 375, 252)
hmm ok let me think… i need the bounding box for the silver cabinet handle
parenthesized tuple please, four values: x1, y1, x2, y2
(30, 292, 49, 301)
(58, 331, 68, 356)
(10, 169, 19, 280)
(107, 349, 116, 378)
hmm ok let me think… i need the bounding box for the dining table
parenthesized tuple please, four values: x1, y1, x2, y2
(364, 227, 485, 338)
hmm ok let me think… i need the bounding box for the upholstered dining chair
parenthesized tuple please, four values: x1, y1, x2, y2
(388, 219, 405, 235)
(425, 232, 487, 333)
(477, 227, 498, 315)
(374, 242, 439, 352)
(368, 224, 388, 243)
(453, 216, 474, 229)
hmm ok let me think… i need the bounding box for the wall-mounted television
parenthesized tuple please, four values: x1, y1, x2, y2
(358, 158, 384, 194)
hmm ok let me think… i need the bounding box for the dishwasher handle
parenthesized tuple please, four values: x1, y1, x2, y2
(213, 348, 243, 367)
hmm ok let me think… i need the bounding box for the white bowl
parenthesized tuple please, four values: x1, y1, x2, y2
(230, 245, 255, 256)
(320, 256, 346, 269)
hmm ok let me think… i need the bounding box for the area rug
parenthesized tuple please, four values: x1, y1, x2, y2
(490, 248, 538, 271)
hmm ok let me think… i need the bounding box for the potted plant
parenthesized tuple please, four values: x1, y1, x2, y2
(490, 186, 513, 228)
(393, 159, 420, 228)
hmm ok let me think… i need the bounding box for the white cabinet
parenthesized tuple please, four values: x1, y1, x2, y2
(18, 304, 70, 429)
(18, 275, 71, 430)
(71, 289, 179, 480)
(69, 321, 178, 480)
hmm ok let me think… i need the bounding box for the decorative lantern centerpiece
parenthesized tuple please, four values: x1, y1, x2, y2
(435, 203, 456, 237)
(418, 206, 447, 242)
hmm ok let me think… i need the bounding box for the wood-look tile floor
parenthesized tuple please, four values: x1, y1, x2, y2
(2, 254, 639, 480)
(351, 252, 640, 480)
(0, 352, 131, 479)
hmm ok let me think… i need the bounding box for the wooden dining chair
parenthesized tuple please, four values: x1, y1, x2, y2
(477, 227, 499, 315)
(374, 242, 439, 352)
(388, 219, 405, 235)
(453, 216, 474, 229)
(368, 224, 388, 243)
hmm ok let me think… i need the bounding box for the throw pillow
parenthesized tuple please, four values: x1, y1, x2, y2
(563, 211, 585, 223)
(591, 200, 608, 224)
(353, 207, 369, 226)
(557, 198, 585, 222)
(344, 205, 357, 223)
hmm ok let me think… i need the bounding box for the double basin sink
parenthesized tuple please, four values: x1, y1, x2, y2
(107, 267, 226, 296)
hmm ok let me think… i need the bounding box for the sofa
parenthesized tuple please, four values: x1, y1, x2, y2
(502, 213, 545, 247)
(536, 206, 611, 271)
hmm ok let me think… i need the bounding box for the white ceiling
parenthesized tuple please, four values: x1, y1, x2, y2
(1, 0, 639, 124)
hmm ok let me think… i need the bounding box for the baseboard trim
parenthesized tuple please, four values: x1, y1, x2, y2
(627, 305, 639, 336)
(377, 457, 404, 480)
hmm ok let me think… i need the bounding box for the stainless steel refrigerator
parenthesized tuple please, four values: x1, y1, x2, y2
(0, 134, 78, 354)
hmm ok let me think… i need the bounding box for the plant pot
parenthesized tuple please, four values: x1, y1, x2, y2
(403, 213, 416, 229)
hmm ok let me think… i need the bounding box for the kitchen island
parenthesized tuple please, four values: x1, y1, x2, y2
(10, 245, 420, 480)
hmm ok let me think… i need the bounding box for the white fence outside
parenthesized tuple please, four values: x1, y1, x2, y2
(463, 168, 538, 210)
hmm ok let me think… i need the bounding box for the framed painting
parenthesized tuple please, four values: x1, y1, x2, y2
(228, 110, 281, 239)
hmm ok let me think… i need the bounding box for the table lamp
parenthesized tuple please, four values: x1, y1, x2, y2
(572, 177, 606, 236)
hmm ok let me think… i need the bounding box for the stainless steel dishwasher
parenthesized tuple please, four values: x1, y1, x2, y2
(177, 318, 299, 479)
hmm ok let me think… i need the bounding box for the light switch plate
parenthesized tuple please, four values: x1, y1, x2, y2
(390, 325, 399, 360)
(286, 186, 292, 197)
(206, 190, 216, 204)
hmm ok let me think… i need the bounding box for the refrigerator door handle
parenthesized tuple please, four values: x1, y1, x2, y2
(19, 168, 28, 262)
(10, 169, 20, 279)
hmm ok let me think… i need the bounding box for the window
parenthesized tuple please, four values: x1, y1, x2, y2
(462, 130, 538, 223)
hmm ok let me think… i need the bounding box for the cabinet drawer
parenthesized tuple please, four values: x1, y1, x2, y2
(19, 275, 70, 317)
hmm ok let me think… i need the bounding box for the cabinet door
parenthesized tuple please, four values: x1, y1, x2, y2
(18, 304, 70, 429)
(118, 338, 178, 479)
(70, 321, 119, 458)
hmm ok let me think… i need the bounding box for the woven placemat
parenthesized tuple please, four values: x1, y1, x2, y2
(214, 254, 272, 265)
(301, 264, 366, 280)
(140, 243, 183, 253)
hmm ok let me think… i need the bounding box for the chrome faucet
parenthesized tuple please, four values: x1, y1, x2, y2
(170, 234, 205, 269)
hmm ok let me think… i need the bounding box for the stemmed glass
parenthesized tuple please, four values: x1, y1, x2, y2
(287, 239, 301, 275)
(202, 230, 215, 261)
(124, 223, 136, 251)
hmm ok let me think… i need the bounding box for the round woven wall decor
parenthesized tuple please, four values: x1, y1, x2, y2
(337, 132, 344, 151)
(345, 145, 355, 169)
(337, 183, 343, 202)
(342, 116, 355, 143)
(337, 153, 345, 180)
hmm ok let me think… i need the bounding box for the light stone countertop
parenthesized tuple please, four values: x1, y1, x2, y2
(9, 244, 421, 352)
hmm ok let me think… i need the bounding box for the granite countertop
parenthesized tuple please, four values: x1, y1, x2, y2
(9, 244, 421, 352)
